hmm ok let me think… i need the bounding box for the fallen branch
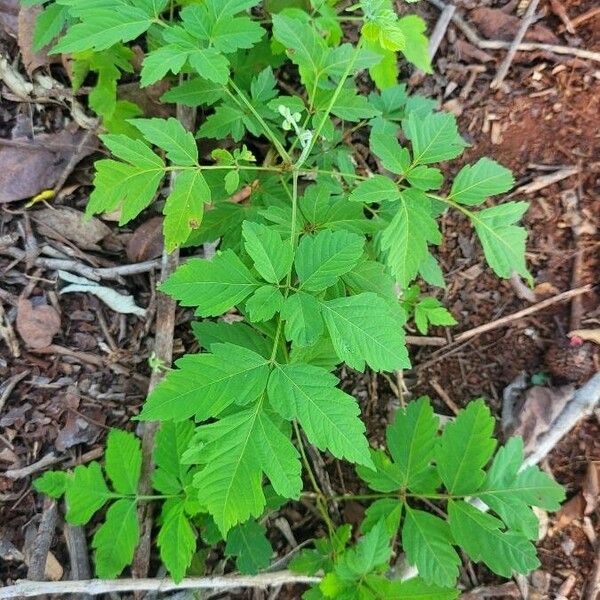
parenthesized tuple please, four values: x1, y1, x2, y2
(0, 572, 321, 599)
(425, 0, 600, 63)
(523, 372, 600, 467)
(26, 499, 58, 581)
(491, 0, 540, 88)
(453, 284, 593, 344)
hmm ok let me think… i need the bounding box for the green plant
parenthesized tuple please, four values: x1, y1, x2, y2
(31, 0, 560, 595)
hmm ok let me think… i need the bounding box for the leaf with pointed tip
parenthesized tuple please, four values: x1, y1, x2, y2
(163, 170, 209, 251)
(436, 399, 496, 495)
(471, 201, 530, 280)
(361, 499, 403, 536)
(65, 462, 112, 525)
(402, 508, 460, 588)
(140, 343, 270, 422)
(369, 130, 410, 175)
(450, 158, 514, 205)
(157, 499, 196, 583)
(92, 498, 139, 578)
(242, 221, 293, 284)
(267, 363, 372, 466)
(153, 421, 195, 495)
(295, 230, 365, 292)
(404, 112, 467, 165)
(381, 189, 441, 288)
(225, 520, 272, 574)
(131, 118, 198, 166)
(281, 292, 324, 347)
(161, 250, 259, 317)
(246, 285, 285, 322)
(348, 175, 400, 204)
(105, 429, 141, 495)
(448, 500, 539, 578)
(321, 292, 409, 372)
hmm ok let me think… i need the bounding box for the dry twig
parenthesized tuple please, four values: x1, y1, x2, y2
(26, 499, 58, 581)
(0, 572, 321, 599)
(425, 0, 600, 63)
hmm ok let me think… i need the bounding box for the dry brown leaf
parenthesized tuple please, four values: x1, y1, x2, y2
(582, 461, 600, 514)
(0, 130, 98, 204)
(33, 206, 111, 250)
(470, 8, 560, 44)
(16, 297, 61, 349)
(508, 384, 575, 456)
(55, 387, 105, 451)
(17, 5, 54, 75)
(553, 493, 585, 530)
(126, 216, 164, 262)
(569, 329, 600, 346)
(0, 0, 18, 38)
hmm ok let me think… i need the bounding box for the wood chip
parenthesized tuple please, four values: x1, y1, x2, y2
(16, 296, 61, 349)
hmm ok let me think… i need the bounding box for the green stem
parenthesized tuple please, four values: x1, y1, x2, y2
(226, 82, 291, 163)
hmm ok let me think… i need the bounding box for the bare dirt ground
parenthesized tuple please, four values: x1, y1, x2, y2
(0, 0, 599, 598)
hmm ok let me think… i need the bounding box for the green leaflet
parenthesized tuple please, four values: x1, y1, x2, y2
(381, 188, 442, 287)
(321, 292, 410, 372)
(157, 499, 196, 583)
(160, 250, 260, 317)
(404, 111, 468, 165)
(436, 399, 497, 495)
(478, 437, 565, 538)
(92, 498, 140, 578)
(163, 170, 210, 251)
(246, 285, 285, 322)
(348, 175, 400, 204)
(295, 230, 365, 292)
(33, 471, 68, 499)
(243, 221, 293, 284)
(131, 118, 198, 166)
(448, 500, 539, 578)
(450, 158, 514, 205)
(281, 292, 324, 346)
(139, 343, 270, 421)
(52, 4, 154, 53)
(153, 421, 195, 494)
(105, 429, 141, 495)
(361, 498, 403, 536)
(225, 520, 272, 574)
(414, 297, 457, 335)
(402, 508, 460, 588)
(471, 201, 531, 280)
(267, 363, 372, 466)
(65, 462, 113, 525)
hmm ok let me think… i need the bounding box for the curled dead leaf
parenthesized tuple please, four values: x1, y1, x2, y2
(126, 216, 164, 262)
(33, 207, 111, 250)
(0, 130, 98, 203)
(17, 5, 56, 75)
(16, 297, 61, 349)
(470, 8, 560, 43)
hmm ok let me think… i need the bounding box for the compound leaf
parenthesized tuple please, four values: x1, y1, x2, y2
(161, 250, 259, 317)
(436, 399, 496, 495)
(414, 297, 457, 335)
